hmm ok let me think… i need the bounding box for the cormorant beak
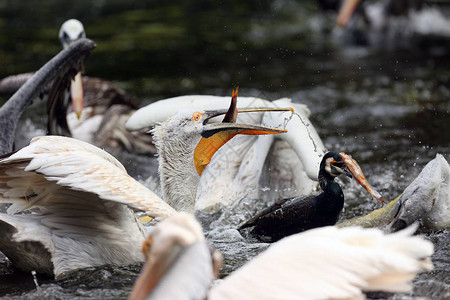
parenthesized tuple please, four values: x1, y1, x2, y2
(337, 0, 362, 27)
(194, 107, 292, 176)
(339, 152, 388, 204)
(70, 71, 84, 119)
(338, 163, 353, 178)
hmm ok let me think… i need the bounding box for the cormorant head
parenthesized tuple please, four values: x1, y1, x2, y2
(320, 152, 388, 203)
(318, 152, 353, 190)
(321, 152, 353, 178)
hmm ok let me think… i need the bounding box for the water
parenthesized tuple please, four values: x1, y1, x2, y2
(0, 0, 449, 299)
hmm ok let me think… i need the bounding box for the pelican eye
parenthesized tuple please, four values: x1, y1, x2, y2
(192, 112, 202, 122)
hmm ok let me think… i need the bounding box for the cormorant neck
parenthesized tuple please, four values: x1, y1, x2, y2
(318, 169, 336, 191)
(152, 125, 200, 213)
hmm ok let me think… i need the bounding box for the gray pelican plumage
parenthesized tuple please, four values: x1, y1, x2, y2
(390, 153, 450, 231)
(0, 38, 95, 155)
(126, 95, 326, 212)
(57, 19, 155, 153)
(129, 213, 434, 300)
(0, 19, 155, 154)
(0, 103, 289, 278)
(337, 153, 450, 231)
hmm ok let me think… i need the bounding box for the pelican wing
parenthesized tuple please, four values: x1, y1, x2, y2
(0, 136, 176, 219)
(209, 226, 433, 300)
(0, 73, 35, 95)
(125, 95, 311, 130)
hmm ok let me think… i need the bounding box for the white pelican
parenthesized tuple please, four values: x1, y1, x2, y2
(0, 38, 95, 155)
(129, 212, 434, 300)
(126, 95, 326, 212)
(336, 0, 450, 38)
(0, 103, 288, 278)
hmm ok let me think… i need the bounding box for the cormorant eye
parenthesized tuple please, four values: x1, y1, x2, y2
(192, 112, 202, 122)
(333, 162, 345, 169)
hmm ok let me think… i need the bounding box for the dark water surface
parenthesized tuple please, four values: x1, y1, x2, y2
(0, 0, 449, 299)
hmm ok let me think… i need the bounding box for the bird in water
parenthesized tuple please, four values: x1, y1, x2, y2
(0, 38, 95, 155)
(390, 153, 450, 231)
(0, 96, 289, 278)
(126, 94, 326, 213)
(0, 19, 155, 154)
(239, 151, 387, 242)
(129, 212, 433, 300)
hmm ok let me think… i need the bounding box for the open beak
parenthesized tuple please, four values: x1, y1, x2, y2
(337, 0, 362, 27)
(339, 163, 353, 178)
(194, 107, 292, 175)
(339, 152, 388, 204)
(70, 71, 84, 118)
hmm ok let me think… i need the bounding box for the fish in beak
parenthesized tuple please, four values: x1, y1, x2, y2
(192, 87, 294, 175)
(339, 152, 388, 204)
(222, 86, 239, 123)
(194, 104, 292, 176)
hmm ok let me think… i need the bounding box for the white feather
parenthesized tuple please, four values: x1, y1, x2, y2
(209, 225, 433, 300)
(0, 136, 176, 218)
(128, 95, 326, 212)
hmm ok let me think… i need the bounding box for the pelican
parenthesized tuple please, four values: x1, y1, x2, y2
(0, 38, 95, 155)
(336, 0, 450, 38)
(390, 153, 450, 231)
(0, 19, 155, 154)
(126, 95, 326, 212)
(336, 153, 450, 231)
(0, 101, 289, 278)
(57, 19, 155, 153)
(129, 212, 434, 300)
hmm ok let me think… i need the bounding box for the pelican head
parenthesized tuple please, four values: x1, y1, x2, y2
(129, 213, 222, 300)
(152, 106, 290, 212)
(58, 19, 86, 119)
(59, 19, 86, 49)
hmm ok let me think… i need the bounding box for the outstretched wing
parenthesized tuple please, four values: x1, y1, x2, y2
(209, 225, 434, 300)
(0, 136, 176, 219)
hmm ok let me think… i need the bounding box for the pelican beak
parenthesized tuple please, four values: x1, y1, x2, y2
(337, 0, 362, 27)
(194, 107, 291, 176)
(129, 239, 219, 300)
(339, 152, 388, 204)
(71, 71, 84, 119)
(129, 241, 185, 300)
